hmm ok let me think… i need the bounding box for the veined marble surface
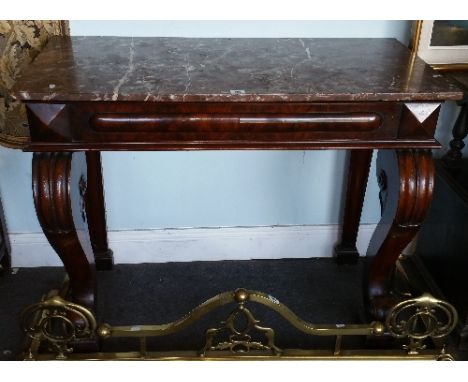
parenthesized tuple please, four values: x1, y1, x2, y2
(12, 36, 462, 102)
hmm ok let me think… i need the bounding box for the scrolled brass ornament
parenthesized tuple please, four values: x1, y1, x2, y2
(386, 293, 458, 354)
(20, 294, 97, 359)
(201, 289, 282, 356)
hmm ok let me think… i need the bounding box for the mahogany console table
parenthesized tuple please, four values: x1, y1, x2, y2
(12, 36, 462, 345)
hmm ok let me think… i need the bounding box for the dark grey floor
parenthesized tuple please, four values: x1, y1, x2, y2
(1, 258, 370, 360)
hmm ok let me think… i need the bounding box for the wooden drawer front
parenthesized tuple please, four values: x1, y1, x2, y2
(90, 112, 382, 134)
(26, 102, 403, 150)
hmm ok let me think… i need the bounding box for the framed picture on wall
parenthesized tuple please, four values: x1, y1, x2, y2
(412, 20, 468, 71)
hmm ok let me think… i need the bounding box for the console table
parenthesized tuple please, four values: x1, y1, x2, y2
(12, 36, 462, 356)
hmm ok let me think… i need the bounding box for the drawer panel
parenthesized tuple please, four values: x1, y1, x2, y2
(90, 112, 382, 134)
(25, 101, 414, 150)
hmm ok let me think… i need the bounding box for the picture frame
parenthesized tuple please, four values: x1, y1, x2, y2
(411, 20, 468, 72)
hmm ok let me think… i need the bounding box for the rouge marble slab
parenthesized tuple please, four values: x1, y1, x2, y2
(12, 36, 462, 103)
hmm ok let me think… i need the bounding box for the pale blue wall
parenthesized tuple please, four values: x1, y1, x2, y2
(3, 20, 450, 234)
(0, 148, 35, 231)
(102, 150, 354, 229)
(69, 20, 412, 41)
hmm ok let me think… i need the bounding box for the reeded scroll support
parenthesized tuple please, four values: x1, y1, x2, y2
(366, 149, 435, 320)
(32, 152, 96, 311)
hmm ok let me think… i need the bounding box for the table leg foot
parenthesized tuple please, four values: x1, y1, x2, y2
(366, 149, 434, 321)
(94, 249, 114, 271)
(333, 244, 359, 265)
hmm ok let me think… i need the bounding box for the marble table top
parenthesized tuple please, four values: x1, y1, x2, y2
(12, 36, 463, 103)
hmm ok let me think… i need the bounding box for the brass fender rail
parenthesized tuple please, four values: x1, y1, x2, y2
(20, 288, 458, 360)
(97, 289, 383, 339)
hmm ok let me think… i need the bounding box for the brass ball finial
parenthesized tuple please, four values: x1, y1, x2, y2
(373, 322, 385, 335)
(97, 323, 112, 339)
(234, 288, 249, 303)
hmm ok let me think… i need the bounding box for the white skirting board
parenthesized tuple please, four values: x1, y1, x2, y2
(9, 224, 377, 267)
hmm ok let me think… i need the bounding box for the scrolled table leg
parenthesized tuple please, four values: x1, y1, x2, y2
(366, 149, 434, 320)
(33, 152, 96, 310)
